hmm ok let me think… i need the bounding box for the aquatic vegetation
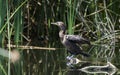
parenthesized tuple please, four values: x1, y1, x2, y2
(0, 0, 119, 75)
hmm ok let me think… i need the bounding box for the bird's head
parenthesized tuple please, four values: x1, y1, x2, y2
(51, 21, 66, 31)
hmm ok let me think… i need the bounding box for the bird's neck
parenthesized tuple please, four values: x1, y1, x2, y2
(59, 30, 65, 41)
(59, 25, 66, 41)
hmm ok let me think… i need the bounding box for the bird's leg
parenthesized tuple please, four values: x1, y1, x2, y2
(66, 55, 81, 68)
(66, 62, 74, 68)
(66, 55, 74, 67)
(66, 55, 75, 60)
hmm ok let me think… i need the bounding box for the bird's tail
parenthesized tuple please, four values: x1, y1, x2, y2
(80, 38, 91, 45)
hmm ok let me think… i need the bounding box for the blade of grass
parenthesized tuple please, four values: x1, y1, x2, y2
(14, 0, 23, 45)
(0, 0, 27, 34)
(6, 0, 11, 75)
(0, 64, 7, 75)
(67, 0, 77, 34)
(0, 0, 6, 47)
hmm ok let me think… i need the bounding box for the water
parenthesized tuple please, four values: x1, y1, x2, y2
(0, 37, 119, 75)
(35, 44, 119, 75)
(13, 41, 120, 75)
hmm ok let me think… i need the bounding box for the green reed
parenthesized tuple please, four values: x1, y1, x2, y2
(66, 0, 77, 34)
(0, 0, 7, 74)
(0, 0, 119, 75)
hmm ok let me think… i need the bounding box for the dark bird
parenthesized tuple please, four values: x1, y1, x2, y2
(51, 21, 90, 58)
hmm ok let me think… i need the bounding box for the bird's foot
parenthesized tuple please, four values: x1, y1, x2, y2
(66, 62, 74, 68)
(66, 55, 74, 67)
(66, 55, 74, 60)
(66, 55, 81, 68)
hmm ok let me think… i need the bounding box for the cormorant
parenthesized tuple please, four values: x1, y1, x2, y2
(51, 21, 90, 58)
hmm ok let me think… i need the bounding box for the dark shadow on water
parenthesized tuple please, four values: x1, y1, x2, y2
(66, 69, 87, 75)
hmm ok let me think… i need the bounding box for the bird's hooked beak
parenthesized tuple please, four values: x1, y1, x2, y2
(51, 22, 58, 26)
(51, 22, 66, 31)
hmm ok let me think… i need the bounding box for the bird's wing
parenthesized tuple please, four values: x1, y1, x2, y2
(65, 35, 90, 45)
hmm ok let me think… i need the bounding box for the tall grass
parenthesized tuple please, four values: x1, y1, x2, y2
(0, 0, 27, 75)
(0, 0, 7, 75)
(0, 0, 6, 47)
(66, 0, 77, 34)
(0, 0, 119, 75)
(14, 0, 23, 45)
(6, 0, 11, 74)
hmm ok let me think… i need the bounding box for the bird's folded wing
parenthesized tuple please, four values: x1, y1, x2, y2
(66, 35, 90, 45)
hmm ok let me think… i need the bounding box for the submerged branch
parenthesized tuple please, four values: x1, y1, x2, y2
(7, 44, 58, 50)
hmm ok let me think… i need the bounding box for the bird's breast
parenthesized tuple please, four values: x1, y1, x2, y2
(62, 35, 72, 49)
(62, 35, 68, 44)
(61, 35, 81, 51)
